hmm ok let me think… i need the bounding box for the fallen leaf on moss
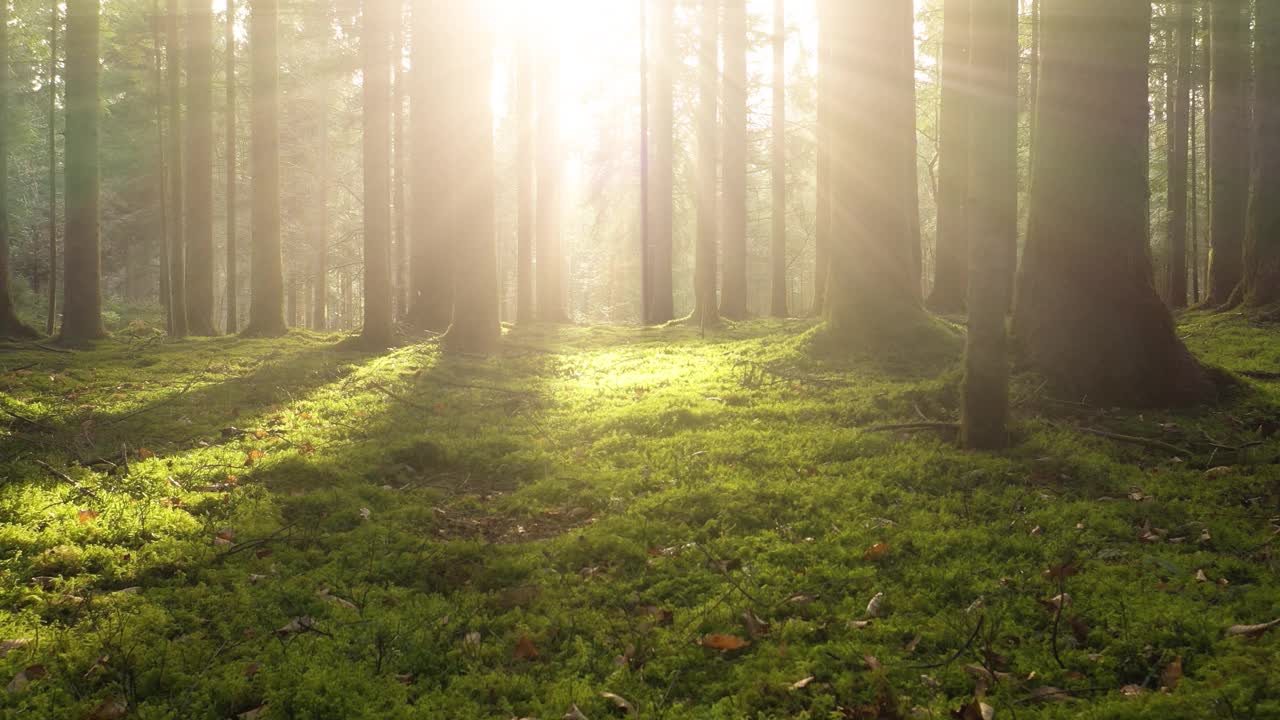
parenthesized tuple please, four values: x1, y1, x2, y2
(275, 616, 316, 637)
(513, 635, 540, 660)
(741, 610, 770, 638)
(86, 697, 128, 720)
(865, 592, 885, 618)
(6, 664, 47, 693)
(600, 691, 634, 714)
(863, 542, 890, 561)
(1227, 618, 1280, 637)
(563, 704, 589, 720)
(790, 676, 815, 690)
(950, 698, 993, 720)
(701, 634, 750, 651)
(237, 706, 267, 720)
(77, 509, 99, 524)
(1161, 656, 1182, 690)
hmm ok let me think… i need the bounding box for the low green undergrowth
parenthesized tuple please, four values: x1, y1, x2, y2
(1, 314, 1278, 719)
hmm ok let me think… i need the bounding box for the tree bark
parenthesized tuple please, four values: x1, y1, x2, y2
(225, 0, 238, 333)
(46, 2, 60, 336)
(823, 0, 925, 344)
(693, 0, 719, 327)
(639, 0, 651, 324)
(392, 7, 407, 322)
(60, 0, 106, 343)
(360, 0, 394, 347)
(928, 0, 972, 314)
(0, 0, 38, 339)
(243, 0, 287, 337)
(151, 1, 171, 334)
(1206, 0, 1249, 307)
(1166, 0, 1193, 309)
(516, 29, 534, 324)
(310, 9, 329, 332)
(812, 0, 831, 317)
(444, 0, 500, 352)
(406, 0, 456, 332)
(1241, 0, 1280, 307)
(719, 0, 748, 320)
(1012, 0, 1210, 407)
(536, 44, 567, 322)
(166, 0, 187, 337)
(650, 0, 675, 323)
(961, 0, 1017, 450)
(184, 0, 216, 335)
(770, 0, 788, 318)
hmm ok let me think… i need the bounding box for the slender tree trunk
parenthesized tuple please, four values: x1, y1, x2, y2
(904, 0, 923, 304)
(1206, 0, 1249, 307)
(1241, 0, 1280, 307)
(719, 0, 748, 320)
(812, 0, 831, 317)
(360, 0, 393, 347)
(824, 0, 924, 343)
(151, 1, 171, 335)
(183, 0, 216, 334)
(311, 53, 328, 331)
(693, 0, 719, 327)
(166, 0, 187, 337)
(770, 0, 788, 318)
(46, 2, 59, 336)
(1167, 0, 1193, 308)
(928, 0, 972, 313)
(0, 0, 38, 339)
(1191, 42, 1201, 304)
(406, 0, 456, 332)
(639, 0, 651, 324)
(60, 0, 106, 343)
(650, 0, 675, 323)
(391, 8, 407, 322)
(445, 1, 500, 352)
(536, 45, 567, 322)
(243, 0, 286, 336)
(962, 0, 1017, 450)
(1013, 0, 1210, 406)
(516, 30, 534, 324)
(224, 0, 238, 332)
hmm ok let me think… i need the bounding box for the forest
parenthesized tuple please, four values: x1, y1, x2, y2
(2, 0, 1280, 717)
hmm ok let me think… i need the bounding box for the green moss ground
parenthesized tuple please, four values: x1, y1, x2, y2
(1, 313, 1278, 719)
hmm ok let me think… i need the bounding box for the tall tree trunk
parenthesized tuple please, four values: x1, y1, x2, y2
(824, 0, 924, 343)
(516, 30, 534, 324)
(639, 0, 651, 324)
(311, 24, 329, 332)
(693, 0, 719, 327)
(1206, 0, 1249, 307)
(904, 0, 923, 305)
(1190, 30, 1202, 304)
(360, 0, 393, 347)
(928, 0, 972, 314)
(151, 1, 171, 335)
(166, 0, 187, 337)
(1167, 0, 1193, 308)
(962, 0, 1017, 450)
(536, 45, 567, 322)
(406, 0, 455, 332)
(719, 0, 748, 320)
(1241, 0, 1280, 307)
(391, 7, 407, 322)
(184, 0, 216, 335)
(650, 0, 675, 323)
(812, 0, 831, 317)
(0, 0, 38, 339)
(60, 0, 105, 343)
(445, 1, 500, 352)
(47, 2, 59, 336)
(243, 0, 286, 336)
(1013, 0, 1210, 406)
(224, 0, 238, 332)
(770, 0, 788, 318)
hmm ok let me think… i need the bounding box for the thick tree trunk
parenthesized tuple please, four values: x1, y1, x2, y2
(770, 0, 788, 318)
(1241, 0, 1280, 308)
(1166, 0, 1193, 309)
(445, 1, 500, 352)
(1206, 0, 1249, 308)
(1013, 0, 1210, 407)
(693, 0, 719, 327)
(243, 0, 287, 337)
(166, 0, 187, 337)
(904, 0, 923, 305)
(406, 0, 456, 332)
(719, 0, 748, 320)
(928, 0, 972, 314)
(823, 0, 924, 343)
(536, 46, 567, 322)
(184, 0, 216, 335)
(0, 0, 38, 339)
(225, 0, 238, 333)
(516, 31, 534, 324)
(650, 0, 675, 323)
(812, 0, 831, 317)
(360, 0, 394, 347)
(60, 0, 106, 343)
(961, 0, 1017, 450)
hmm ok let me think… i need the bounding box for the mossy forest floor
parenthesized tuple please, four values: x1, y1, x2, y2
(2, 313, 1279, 719)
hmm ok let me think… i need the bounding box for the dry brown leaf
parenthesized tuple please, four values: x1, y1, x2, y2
(1226, 618, 1280, 638)
(237, 705, 267, 720)
(950, 699, 994, 720)
(244, 450, 265, 467)
(863, 542, 891, 562)
(275, 616, 316, 637)
(864, 654, 882, 671)
(865, 592, 885, 618)
(1161, 656, 1182, 690)
(741, 610, 771, 639)
(86, 697, 128, 720)
(701, 633, 750, 651)
(513, 635, 540, 661)
(563, 704, 590, 720)
(6, 664, 47, 693)
(1195, 569, 1209, 583)
(1203, 466, 1233, 479)
(600, 691, 635, 714)
(1027, 686, 1073, 703)
(77, 509, 99, 524)
(790, 676, 815, 690)
(137, 448, 155, 459)
(1120, 684, 1146, 697)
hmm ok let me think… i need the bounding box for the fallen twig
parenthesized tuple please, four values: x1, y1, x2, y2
(908, 616, 985, 670)
(1068, 426, 1190, 456)
(864, 422, 960, 434)
(32, 458, 99, 501)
